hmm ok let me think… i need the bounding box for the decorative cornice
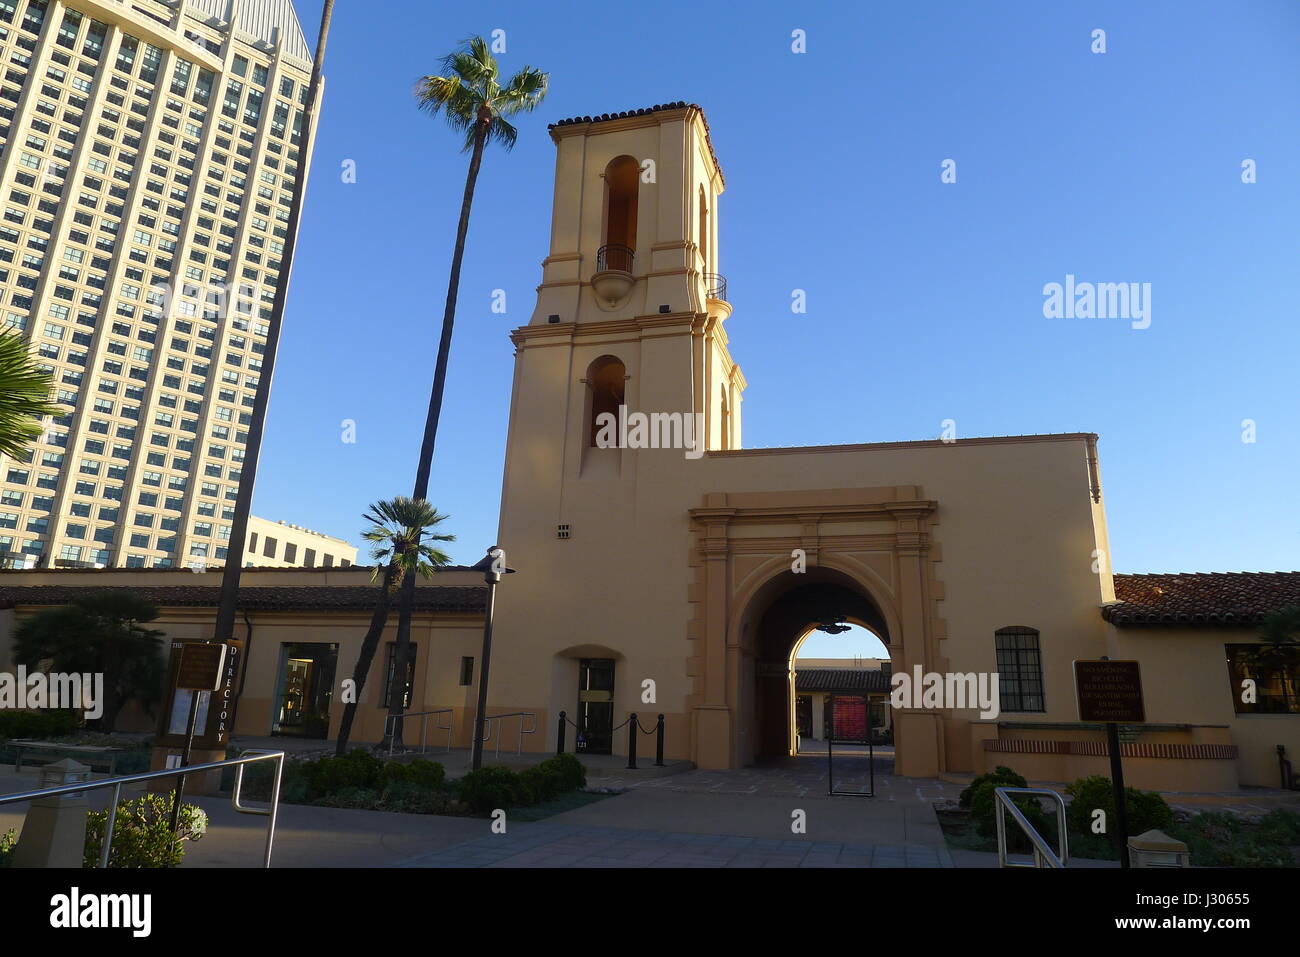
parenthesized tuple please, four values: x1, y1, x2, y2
(709, 433, 1099, 458)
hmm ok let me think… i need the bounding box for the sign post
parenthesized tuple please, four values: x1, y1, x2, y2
(168, 642, 227, 833)
(1074, 658, 1144, 869)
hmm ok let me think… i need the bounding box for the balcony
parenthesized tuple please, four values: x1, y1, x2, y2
(592, 244, 635, 304)
(703, 272, 728, 302)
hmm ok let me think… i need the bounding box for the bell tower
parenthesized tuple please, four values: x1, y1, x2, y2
(529, 101, 730, 328)
(492, 102, 746, 761)
(499, 103, 745, 523)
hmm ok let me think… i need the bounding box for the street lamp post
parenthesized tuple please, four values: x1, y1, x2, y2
(470, 546, 515, 770)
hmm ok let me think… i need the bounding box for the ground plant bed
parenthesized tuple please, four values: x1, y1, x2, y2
(225, 749, 598, 819)
(936, 802, 1300, 867)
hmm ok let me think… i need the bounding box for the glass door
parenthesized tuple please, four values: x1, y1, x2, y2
(576, 658, 615, 755)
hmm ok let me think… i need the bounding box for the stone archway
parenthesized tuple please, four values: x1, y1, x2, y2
(745, 569, 892, 762)
(687, 487, 946, 776)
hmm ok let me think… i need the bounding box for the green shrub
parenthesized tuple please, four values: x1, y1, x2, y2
(457, 765, 521, 814)
(0, 710, 80, 743)
(956, 766, 1052, 841)
(1173, 811, 1296, 868)
(1064, 775, 1174, 837)
(311, 786, 381, 809)
(959, 765, 1026, 808)
(539, 753, 586, 791)
(969, 780, 1052, 840)
(379, 758, 445, 792)
(380, 780, 452, 814)
(517, 766, 561, 804)
(301, 749, 383, 797)
(0, 828, 15, 868)
(84, 792, 207, 868)
(1255, 807, 1300, 846)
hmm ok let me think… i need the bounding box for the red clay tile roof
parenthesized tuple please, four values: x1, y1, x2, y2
(548, 101, 725, 185)
(1105, 572, 1300, 626)
(795, 669, 892, 694)
(0, 584, 485, 614)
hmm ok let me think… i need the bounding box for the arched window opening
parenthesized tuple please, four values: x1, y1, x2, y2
(587, 356, 626, 448)
(600, 156, 639, 272)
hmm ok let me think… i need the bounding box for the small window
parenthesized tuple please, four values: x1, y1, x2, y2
(557, 524, 570, 540)
(994, 626, 1044, 712)
(304, 548, 315, 566)
(263, 536, 276, 558)
(459, 657, 474, 687)
(283, 542, 297, 564)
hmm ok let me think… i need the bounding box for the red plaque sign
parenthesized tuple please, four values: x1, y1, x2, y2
(1074, 659, 1145, 723)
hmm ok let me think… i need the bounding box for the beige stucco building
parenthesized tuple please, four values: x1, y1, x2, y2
(0, 102, 1296, 794)
(243, 514, 355, 569)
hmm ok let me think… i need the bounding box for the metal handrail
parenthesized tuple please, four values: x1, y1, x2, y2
(385, 708, 454, 757)
(0, 748, 285, 868)
(994, 786, 1069, 868)
(703, 272, 728, 301)
(480, 711, 537, 759)
(596, 243, 634, 272)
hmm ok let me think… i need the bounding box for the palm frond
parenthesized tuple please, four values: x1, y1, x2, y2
(0, 331, 59, 458)
(415, 37, 548, 154)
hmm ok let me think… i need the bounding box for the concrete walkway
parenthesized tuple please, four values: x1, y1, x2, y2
(0, 751, 957, 868)
(395, 752, 957, 868)
(0, 766, 485, 868)
(394, 823, 949, 869)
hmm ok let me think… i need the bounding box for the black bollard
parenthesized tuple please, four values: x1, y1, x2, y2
(655, 714, 665, 766)
(627, 712, 638, 770)
(557, 710, 567, 755)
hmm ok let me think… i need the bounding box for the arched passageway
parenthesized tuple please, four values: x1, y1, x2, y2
(741, 567, 893, 765)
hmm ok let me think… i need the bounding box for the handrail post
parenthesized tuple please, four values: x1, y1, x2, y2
(263, 752, 283, 869)
(557, 710, 566, 755)
(993, 787, 1069, 868)
(100, 782, 122, 869)
(627, 713, 638, 770)
(655, 714, 665, 766)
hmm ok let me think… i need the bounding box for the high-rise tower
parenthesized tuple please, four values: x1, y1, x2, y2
(0, 0, 317, 569)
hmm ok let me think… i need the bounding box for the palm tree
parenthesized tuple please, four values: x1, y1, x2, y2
(335, 498, 454, 755)
(382, 38, 548, 745)
(13, 591, 166, 732)
(0, 330, 59, 458)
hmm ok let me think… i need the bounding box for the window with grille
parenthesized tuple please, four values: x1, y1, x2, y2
(995, 626, 1045, 712)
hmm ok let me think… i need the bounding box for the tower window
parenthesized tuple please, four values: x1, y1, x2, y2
(600, 156, 639, 271)
(586, 355, 626, 448)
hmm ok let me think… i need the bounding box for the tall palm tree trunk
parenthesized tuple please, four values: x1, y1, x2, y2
(384, 111, 491, 749)
(209, 0, 333, 732)
(335, 562, 399, 755)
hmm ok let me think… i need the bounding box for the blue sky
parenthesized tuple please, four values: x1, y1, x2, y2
(257, 0, 1300, 577)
